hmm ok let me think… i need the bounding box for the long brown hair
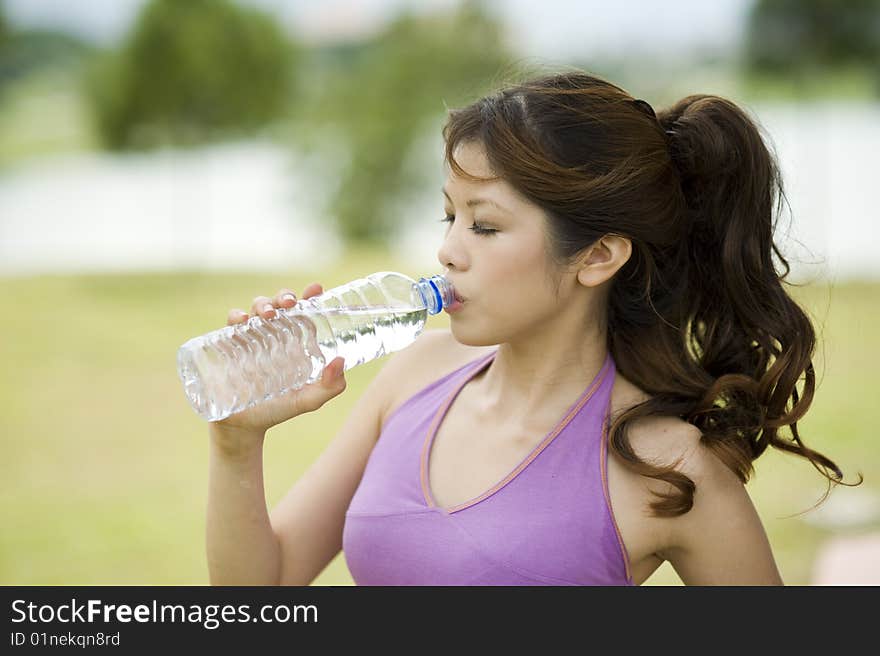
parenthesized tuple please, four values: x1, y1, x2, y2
(442, 69, 862, 517)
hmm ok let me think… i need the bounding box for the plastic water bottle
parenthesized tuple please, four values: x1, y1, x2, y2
(177, 271, 456, 422)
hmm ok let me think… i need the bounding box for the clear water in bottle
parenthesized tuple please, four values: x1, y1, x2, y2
(176, 271, 456, 422)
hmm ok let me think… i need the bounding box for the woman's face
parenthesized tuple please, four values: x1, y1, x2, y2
(437, 140, 570, 347)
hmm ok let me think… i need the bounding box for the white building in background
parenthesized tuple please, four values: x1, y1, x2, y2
(0, 102, 877, 283)
(0, 140, 344, 276)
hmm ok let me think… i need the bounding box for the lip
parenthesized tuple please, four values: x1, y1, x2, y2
(445, 298, 465, 314)
(448, 285, 465, 302)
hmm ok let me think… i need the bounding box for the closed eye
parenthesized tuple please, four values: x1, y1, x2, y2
(439, 214, 497, 236)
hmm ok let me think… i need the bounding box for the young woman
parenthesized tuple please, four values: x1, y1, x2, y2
(205, 70, 857, 586)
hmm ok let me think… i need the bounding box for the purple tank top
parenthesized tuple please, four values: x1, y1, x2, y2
(342, 347, 634, 586)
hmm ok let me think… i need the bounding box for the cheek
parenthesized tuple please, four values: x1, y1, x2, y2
(450, 237, 556, 336)
(482, 270, 555, 325)
(481, 244, 552, 303)
(491, 246, 553, 295)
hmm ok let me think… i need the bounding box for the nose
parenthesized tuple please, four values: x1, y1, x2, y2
(437, 226, 466, 273)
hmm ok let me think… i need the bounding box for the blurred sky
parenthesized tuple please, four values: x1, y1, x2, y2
(4, 0, 752, 59)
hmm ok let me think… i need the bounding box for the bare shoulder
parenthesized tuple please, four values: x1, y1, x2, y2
(623, 413, 710, 495)
(378, 328, 495, 428)
(609, 377, 706, 491)
(606, 405, 705, 557)
(621, 412, 782, 585)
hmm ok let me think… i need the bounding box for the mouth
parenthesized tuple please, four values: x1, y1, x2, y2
(454, 292, 466, 303)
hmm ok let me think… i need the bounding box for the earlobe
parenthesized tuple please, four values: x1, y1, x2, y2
(577, 266, 601, 288)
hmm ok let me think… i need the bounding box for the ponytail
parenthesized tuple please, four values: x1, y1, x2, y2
(631, 94, 861, 514)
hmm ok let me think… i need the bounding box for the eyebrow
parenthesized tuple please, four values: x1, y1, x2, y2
(442, 187, 511, 214)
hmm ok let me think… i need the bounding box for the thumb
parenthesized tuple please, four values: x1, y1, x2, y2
(323, 357, 346, 387)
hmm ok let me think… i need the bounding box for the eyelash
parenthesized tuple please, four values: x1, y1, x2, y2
(439, 214, 497, 236)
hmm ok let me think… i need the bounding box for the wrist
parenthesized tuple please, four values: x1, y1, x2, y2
(208, 423, 266, 459)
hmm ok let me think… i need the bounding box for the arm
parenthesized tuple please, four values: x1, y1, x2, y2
(205, 354, 390, 587)
(206, 426, 280, 585)
(205, 282, 350, 586)
(205, 329, 448, 586)
(657, 439, 784, 586)
(206, 341, 403, 586)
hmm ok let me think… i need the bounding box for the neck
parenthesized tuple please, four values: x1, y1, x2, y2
(471, 321, 608, 427)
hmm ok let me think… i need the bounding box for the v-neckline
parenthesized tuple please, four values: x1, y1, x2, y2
(420, 349, 613, 515)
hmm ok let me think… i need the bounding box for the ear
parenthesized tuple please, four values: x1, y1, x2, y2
(576, 235, 632, 288)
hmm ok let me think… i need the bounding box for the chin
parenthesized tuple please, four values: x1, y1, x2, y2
(448, 323, 497, 348)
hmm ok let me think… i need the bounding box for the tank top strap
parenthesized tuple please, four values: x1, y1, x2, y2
(383, 347, 498, 427)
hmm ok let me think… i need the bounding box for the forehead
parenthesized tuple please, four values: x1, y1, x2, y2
(444, 141, 522, 200)
(447, 141, 496, 178)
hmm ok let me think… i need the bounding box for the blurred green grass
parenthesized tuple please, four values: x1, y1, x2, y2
(0, 247, 876, 585)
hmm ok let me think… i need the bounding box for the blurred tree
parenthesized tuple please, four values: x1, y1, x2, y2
(290, 0, 514, 247)
(0, 2, 9, 96)
(1, 31, 92, 79)
(85, 0, 298, 150)
(745, 0, 880, 78)
(0, 4, 92, 96)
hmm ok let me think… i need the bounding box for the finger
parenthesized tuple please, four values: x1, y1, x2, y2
(302, 282, 323, 299)
(322, 357, 345, 386)
(274, 288, 297, 309)
(251, 295, 275, 319)
(227, 309, 248, 325)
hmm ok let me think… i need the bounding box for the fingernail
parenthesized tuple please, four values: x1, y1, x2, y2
(282, 294, 296, 302)
(262, 303, 273, 314)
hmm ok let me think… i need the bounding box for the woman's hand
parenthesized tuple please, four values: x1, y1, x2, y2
(209, 282, 347, 438)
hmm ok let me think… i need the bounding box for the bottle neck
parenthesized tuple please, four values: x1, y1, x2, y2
(416, 275, 454, 314)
